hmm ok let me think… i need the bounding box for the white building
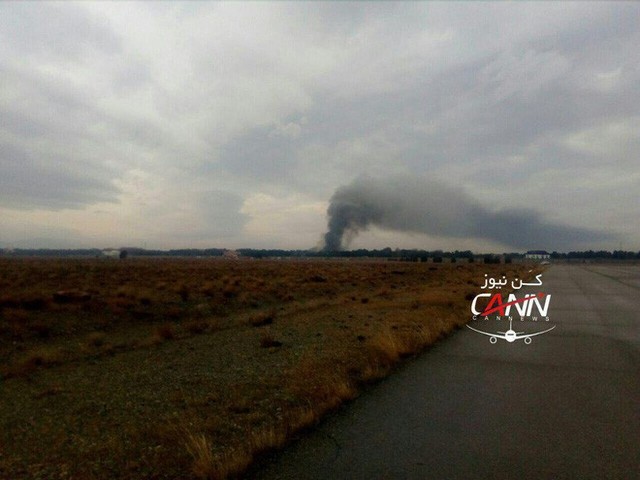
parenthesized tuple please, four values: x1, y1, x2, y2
(101, 249, 121, 259)
(525, 250, 550, 260)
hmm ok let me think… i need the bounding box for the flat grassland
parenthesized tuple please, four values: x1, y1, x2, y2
(0, 258, 537, 479)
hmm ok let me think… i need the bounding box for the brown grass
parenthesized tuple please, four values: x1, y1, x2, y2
(366, 329, 403, 366)
(283, 406, 320, 434)
(185, 432, 218, 479)
(0, 257, 541, 479)
(249, 426, 288, 456)
(288, 358, 358, 412)
(208, 449, 253, 480)
(184, 408, 321, 479)
(6, 346, 65, 377)
(184, 428, 253, 480)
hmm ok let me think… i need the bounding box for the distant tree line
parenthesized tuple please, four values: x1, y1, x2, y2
(0, 249, 103, 257)
(238, 248, 479, 260)
(125, 248, 227, 257)
(2, 248, 639, 260)
(550, 250, 640, 260)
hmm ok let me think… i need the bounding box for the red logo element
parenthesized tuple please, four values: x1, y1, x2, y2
(481, 292, 545, 316)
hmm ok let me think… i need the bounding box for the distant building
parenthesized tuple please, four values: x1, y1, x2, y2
(525, 250, 550, 260)
(101, 249, 121, 259)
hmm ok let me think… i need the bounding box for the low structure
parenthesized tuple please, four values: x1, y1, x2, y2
(101, 249, 121, 259)
(525, 250, 550, 260)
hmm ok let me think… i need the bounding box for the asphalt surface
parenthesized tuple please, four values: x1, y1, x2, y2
(247, 265, 640, 480)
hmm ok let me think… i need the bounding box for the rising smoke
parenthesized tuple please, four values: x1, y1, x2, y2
(322, 175, 613, 251)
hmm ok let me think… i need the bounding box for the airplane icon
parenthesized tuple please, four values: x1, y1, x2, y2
(466, 318, 556, 344)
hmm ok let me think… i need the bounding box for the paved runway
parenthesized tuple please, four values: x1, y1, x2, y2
(248, 265, 640, 480)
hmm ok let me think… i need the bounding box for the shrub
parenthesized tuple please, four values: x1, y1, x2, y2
(177, 285, 190, 302)
(184, 319, 209, 334)
(11, 347, 64, 376)
(308, 275, 327, 283)
(155, 323, 175, 340)
(484, 255, 500, 264)
(222, 285, 237, 299)
(29, 321, 52, 338)
(21, 297, 49, 311)
(86, 332, 106, 347)
(249, 310, 275, 327)
(259, 333, 282, 348)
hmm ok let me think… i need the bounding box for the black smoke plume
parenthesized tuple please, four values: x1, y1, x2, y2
(322, 176, 613, 251)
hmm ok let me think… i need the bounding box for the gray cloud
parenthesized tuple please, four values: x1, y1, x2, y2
(323, 176, 614, 252)
(0, 3, 121, 60)
(0, 2, 638, 249)
(197, 190, 249, 238)
(218, 124, 302, 182)
(0, 143, 119, 210)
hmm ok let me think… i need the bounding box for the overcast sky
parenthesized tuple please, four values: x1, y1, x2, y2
(1, 2, 638, 251)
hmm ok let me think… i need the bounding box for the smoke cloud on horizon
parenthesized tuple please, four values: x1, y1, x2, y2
(322, 176, 614, 252)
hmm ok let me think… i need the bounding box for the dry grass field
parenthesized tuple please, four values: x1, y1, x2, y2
(0, 257, 539, 479)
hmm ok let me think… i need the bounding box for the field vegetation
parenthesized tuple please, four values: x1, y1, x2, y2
(0, 257, 539, 479)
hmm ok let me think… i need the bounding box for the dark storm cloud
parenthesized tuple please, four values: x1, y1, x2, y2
(323, 176, 614, 251)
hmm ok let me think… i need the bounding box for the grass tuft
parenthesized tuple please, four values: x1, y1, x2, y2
(185, 432, 217, 479)
(249, 426, 287, 456)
